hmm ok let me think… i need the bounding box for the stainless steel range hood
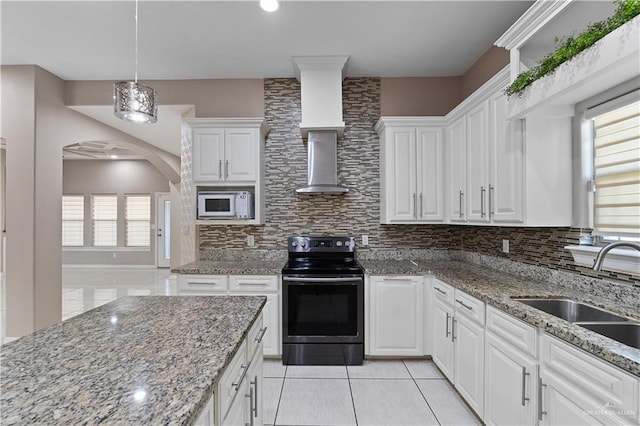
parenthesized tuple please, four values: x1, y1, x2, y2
(293, 56, 350, 194)
(296, 131, 349, 194)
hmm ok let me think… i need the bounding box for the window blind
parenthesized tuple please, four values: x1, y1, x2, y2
(593, 100, 640, 237)
(92, 195, 117, 246)
(125, 195, 150, 247)
(62, 195, 84, 246)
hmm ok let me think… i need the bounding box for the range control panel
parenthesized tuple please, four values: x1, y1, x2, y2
(287, 236, 356, 253)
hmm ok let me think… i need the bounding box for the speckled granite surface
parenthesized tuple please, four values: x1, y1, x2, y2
(360, 258, 640, 376)
(0, 296, 266, 425)
(171, 259, 284, 275)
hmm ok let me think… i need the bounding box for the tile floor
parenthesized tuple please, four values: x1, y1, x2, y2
(263, 359, 480, 426)
(1, 268, 481, 426)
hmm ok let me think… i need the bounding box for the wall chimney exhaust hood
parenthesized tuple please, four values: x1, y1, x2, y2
(293, 56, 350, 194)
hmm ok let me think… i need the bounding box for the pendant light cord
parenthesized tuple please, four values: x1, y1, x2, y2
(134, 0, 139, 83)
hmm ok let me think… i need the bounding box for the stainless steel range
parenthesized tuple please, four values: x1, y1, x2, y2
(281, 236, 365, 365)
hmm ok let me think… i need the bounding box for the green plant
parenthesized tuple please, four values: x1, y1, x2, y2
(505, 0, 640, 97)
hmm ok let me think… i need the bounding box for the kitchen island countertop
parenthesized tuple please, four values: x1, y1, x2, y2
(0, 295, 266, 425)
(359, 258, 640, 376)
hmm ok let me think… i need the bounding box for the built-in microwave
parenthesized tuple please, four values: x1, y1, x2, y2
(197, 191, 254, 219)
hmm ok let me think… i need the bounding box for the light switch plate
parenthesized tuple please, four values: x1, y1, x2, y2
(247, 235, 255, 247)
(362, 235, 369, 246)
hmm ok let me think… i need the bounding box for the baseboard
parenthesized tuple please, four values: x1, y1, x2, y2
(62, 264, 157, 269)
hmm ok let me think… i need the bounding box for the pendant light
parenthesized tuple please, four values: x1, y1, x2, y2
(114, 0, 157, 124)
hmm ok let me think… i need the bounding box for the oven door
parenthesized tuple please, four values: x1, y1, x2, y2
(282, 275, 364, 344)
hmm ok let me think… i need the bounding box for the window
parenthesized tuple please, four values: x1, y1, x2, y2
(590, 98, 640, 240)
(62, 195, 84, 246)
(125, 195, 150, 247)
(92, 195, 117, 246)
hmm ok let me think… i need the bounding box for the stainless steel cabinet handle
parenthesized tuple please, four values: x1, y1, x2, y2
(232, 363, 249, 390)
(187, 281, 220, 286)
(455, 299, 473, 311)
(225, 159, 229, 178)
(452, 318, 457, 342)
(459, 190, 464, 217)
(248, 385, 255, 426)
(218, 160, 222, 179)
(255, 326, 268, 343)
(445, 312, 451, 338)
(489, 184, 494, 218)
(480, 186, 486, 218)
(538, 377, 547, 420)
(434, 286, 447, 296)
(251, 376, 258, 418)
(413, 193, 417, 219)
(521, 367, 530, 406)
(420, 193, 424, 218)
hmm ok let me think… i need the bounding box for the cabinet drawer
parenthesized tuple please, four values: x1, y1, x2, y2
(486, 305, 537, 357)
(229, 275, 278, 292)
(246, 312, 266, 361)
(432, 279, 455, 305)
(541, 333, 639, 420)
(178, 275, 228, 293)
(454, 290, 485, 325)
(218, 339, 248, 417)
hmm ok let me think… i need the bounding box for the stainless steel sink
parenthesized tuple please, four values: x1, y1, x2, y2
(514, 298, 630, 323)
(577, 323, 640, 350)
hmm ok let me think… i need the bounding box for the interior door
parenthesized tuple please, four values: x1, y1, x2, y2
(156, 193, 171, 268)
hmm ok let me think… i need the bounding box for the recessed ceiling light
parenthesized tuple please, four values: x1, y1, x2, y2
(260, 0, 279, 12)
(110, 154, 119, 159)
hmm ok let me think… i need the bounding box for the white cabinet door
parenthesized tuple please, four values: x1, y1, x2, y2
(490, 90, 524, 223)
(447, 117, 467, 222)
(453, 313, 485, 418)
(431, 297, 454, 380)
(194, 393, 215, 426)
(193, 128, 225, 182)
(416, 127, 444, 222)
(388, 128, 418, 222)
(466, 100, 491, 223)
(259, 293, 279, 357)
(225, 128, 257, 182)
(247, 347, 264, 426)
(369, 276, 424, 356)
(484, 332, 536, 426)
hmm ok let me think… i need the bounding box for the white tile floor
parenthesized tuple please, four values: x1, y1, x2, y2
(1, 268, 482, 426)
(264, 359, 481, 426)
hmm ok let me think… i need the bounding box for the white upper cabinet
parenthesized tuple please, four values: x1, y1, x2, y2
(466, 100, 491, 223)
(377, 119, 445, 224)
(187, 118, 266, 184)
(447, 117, 467, 222)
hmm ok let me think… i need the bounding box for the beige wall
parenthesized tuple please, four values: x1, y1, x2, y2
(62, 160, 170, 266)
(380, 77, 462, 116)
(66, 79, 265, 117)
(380, 46, 509, 116)
(461, 46, 509, 99)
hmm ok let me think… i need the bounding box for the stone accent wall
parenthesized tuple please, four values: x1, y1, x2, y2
(198, 78, 461, 252)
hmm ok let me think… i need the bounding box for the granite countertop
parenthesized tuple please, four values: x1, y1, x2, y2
(172, 259, 284, 275)
(1, 296, 266, 425)
(359, 259, 640, 376)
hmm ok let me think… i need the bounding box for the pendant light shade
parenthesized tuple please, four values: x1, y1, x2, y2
(113, 0, 158, 124)
(114, 81, 157, 123)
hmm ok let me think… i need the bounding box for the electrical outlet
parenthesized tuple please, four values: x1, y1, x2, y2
(502, 239, 509, 253)
(112, 252, 117, 258)
(247, 235, 255, 247)
(362, 235, 369, 246)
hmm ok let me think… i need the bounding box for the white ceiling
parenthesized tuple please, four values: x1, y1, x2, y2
(1, 0, 534, 80)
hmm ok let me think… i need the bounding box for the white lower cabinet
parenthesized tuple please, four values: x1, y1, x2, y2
(178, 274, 281, 356)
(195, 394, 216, 426)
(430, 279, 485, 418)
(483, 306, 537, 425)
(539, 333, 639, 426)
(368, 275, 424, 356)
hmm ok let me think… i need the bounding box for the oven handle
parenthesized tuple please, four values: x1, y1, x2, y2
(282, 276, 363, 283)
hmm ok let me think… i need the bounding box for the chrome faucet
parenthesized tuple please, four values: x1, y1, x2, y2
(592, 241, 640, 271)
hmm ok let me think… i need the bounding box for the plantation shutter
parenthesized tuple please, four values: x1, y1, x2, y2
(62, 195, 84, 246)
(92, 195, 118, 246)
(592, 99, 640, 237)
(125, 195, 151, 247)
